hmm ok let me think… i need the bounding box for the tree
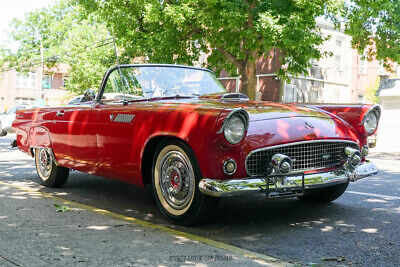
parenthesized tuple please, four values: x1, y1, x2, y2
(4, 0, 400, 99)
(343, 0, 400, 71)
(1, 0, 115, 93)
(78, 0, 341, 100)
(365, 78, 380, 104)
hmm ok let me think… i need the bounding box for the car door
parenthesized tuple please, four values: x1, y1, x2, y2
(95, 67, 145, 183)
(96, 103, 141, 182)
(51, 104, 99, 173)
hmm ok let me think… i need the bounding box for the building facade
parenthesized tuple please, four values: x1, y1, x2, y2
(0, 65, 69, 112)
(218, 48, 282, 102)
(217, 20, 393, 104)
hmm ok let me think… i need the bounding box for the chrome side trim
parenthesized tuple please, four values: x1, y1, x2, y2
(112, 114, 135, 123)
(245, 139, 360, 176)
(199, 162, 378, 197)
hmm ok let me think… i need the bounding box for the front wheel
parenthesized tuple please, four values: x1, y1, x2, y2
(152, 140, 218, 226)
(298, 182, 349, 203)
(35, 148, 69, 188)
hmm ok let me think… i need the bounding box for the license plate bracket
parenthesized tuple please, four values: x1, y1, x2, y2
(263, 173, 305, 199)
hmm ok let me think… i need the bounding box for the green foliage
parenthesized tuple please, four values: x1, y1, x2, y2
(343, 0, 400, 71)
(1, 0, 115, 93)
(77, 0, 342, 99)
(365, 78, 380, 104)
(2, 0, 400, 100)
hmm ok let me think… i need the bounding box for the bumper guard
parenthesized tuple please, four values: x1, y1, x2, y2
(199, 162, 378, 197)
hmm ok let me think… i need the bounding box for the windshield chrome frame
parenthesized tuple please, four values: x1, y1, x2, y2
(96, 64, 215, 104)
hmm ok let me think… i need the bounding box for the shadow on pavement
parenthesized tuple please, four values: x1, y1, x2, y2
(370, 151, 400, 160)
(1, 137, 400, 265)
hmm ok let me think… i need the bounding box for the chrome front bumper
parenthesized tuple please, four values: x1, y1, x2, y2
(199, 162, 378, 197)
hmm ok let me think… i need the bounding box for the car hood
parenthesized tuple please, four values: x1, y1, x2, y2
(190, 95, 358, 147)
(194, 93, 330, 121)
(226, 101, 329, 121)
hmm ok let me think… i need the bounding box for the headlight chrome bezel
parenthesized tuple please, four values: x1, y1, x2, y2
(361, 106, 381, 136)
(218, 108, 249, 145)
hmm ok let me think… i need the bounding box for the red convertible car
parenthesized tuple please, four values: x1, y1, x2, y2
(12, 64, 380, 225)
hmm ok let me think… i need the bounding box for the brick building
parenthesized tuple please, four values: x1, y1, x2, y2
(216, 20, 394, 104)
(0, 64, 69, 112)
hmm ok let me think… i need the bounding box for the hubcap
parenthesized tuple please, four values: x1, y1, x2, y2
(38, 148, 52, 178)
(159, 151, 194, 210)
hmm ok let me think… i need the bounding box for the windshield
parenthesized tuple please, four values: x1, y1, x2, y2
(103, 66, 226, 100)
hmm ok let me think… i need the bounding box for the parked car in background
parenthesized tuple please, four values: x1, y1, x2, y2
(12, 64, 381, 225)
(0, 105, 28, 136)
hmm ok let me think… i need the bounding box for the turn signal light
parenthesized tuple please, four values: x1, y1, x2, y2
(223, 159, 237, 175)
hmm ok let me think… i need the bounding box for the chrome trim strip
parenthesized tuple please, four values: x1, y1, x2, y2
(199, 162, 378, 197)
(245, 139, 360, 176)
(221, 93, 249, 101)
(97, 64, 214, 103)
(112, 114, 135, 123)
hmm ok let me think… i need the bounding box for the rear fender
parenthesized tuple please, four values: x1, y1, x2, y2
(29, 126, 52, 156)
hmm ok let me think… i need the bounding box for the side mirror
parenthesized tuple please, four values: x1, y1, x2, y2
(82, 89, 96, 102)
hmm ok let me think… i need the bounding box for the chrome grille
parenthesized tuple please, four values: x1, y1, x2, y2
(246, 140, 359, 176)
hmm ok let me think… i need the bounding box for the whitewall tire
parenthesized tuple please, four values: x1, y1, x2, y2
(152, 140, 219, 225)
(35, 148, 69, 188)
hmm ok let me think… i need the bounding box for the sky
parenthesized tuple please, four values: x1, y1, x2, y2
(0, 0, 55, 50)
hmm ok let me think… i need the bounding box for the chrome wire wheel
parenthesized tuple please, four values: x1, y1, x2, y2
(154, 145, 195, 216)
(37, 148, 52, 179)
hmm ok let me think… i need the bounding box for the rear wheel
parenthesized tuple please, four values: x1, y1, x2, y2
(152, 140, 219, 226)
(299, 182, 349, 203)
(35, 148, 69, 188)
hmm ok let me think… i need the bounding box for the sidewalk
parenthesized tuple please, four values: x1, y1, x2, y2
(0, 183, 274, 267)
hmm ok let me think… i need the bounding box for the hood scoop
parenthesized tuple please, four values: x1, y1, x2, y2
(220, 93, 249, 102)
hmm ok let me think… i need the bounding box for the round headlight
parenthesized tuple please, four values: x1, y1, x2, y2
(363, 111, 378, 134)
(223, 115, 246, 144)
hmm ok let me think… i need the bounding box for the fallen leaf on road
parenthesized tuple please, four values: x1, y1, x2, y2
(322, 256, 346, 262)
(54, 203, 70, 212)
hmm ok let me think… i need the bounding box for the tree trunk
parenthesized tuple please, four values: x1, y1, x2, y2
(240, 60, 257, 100)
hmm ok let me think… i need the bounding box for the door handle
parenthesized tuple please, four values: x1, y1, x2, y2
(56, 110, 65, 117)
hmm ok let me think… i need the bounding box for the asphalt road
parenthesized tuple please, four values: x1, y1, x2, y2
(1, 134, 400, 266)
